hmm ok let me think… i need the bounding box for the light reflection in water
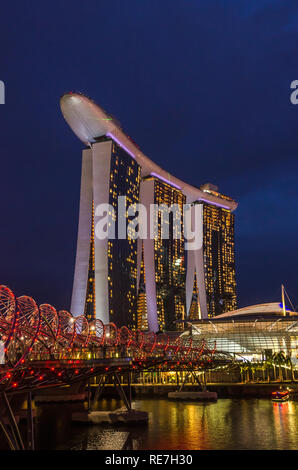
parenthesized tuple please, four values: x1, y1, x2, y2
(34, 398, 298, 450)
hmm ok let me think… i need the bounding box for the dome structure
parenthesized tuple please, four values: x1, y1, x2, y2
(214, 302, 298, 320)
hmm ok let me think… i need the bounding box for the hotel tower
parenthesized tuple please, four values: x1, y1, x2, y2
(60, 92, 237, 331)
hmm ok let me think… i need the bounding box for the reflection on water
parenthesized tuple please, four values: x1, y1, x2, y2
(35, 398, 298, 450)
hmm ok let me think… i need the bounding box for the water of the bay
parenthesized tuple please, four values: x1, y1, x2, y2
(33, 397, 298, 450)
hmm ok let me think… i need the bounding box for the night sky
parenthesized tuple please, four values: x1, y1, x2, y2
(1, 0, 298, 311)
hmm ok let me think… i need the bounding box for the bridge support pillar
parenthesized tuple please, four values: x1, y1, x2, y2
(91, 375, 105, 410)
(1, 392, 25, 450)
(113, 372, 131, 411)
(27, 391, 34, 450)
(73, 371, 149, 425)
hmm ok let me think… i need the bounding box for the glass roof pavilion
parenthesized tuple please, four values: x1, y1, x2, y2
(180, 303, 298, 362)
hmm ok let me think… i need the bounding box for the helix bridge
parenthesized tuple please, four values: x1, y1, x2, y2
(0, 284, 235, 394)
(0, 284, 237, 450)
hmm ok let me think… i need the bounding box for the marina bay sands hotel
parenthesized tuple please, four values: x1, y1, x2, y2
(60, 92, 237, 332)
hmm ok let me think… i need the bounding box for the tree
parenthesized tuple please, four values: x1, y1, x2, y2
(239, 364, 245, 383)
(284, 354, 296, 382)
(273, 351, 287, 382)
(264, 350, 275, 382)
(256, 361, 266, 382)
(250, 363, 256, 382)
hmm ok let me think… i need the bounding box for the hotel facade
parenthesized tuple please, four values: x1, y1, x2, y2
(61, 93, 238, 332)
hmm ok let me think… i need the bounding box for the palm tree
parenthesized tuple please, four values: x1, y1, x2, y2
(257, 361, 266, 382)
(265, 351, 275, 382)
(273, 351, 287, 382)
(241, 365, 248, 382)
(250, 363, 256, 382)
(284, 354, 296, 382)
(239, 364, 247, 383)
(239, 365, 244, 383)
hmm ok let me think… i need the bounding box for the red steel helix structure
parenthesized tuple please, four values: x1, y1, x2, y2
(0, 285, 217, 390)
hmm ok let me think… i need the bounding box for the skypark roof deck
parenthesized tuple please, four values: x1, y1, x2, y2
(60, 92, 237, 210)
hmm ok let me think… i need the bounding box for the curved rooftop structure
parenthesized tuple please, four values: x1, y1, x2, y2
(60, 92, 237, 210)
(211, 302, 298, 320)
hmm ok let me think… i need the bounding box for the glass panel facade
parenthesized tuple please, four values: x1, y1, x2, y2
(137, 245, 148, 330)
(84, 201, 95, 321)
(184, 319, 298, 362)
(203, 202, 237, 317)
(153, 178, 186, 331)
(107, 142, 141, 329)
(84, 141, 141, 328)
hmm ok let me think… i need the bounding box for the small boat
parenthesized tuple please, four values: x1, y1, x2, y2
(272, 390, 290, 402)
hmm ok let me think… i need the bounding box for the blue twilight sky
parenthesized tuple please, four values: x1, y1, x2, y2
(0, 0, 298, 310)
